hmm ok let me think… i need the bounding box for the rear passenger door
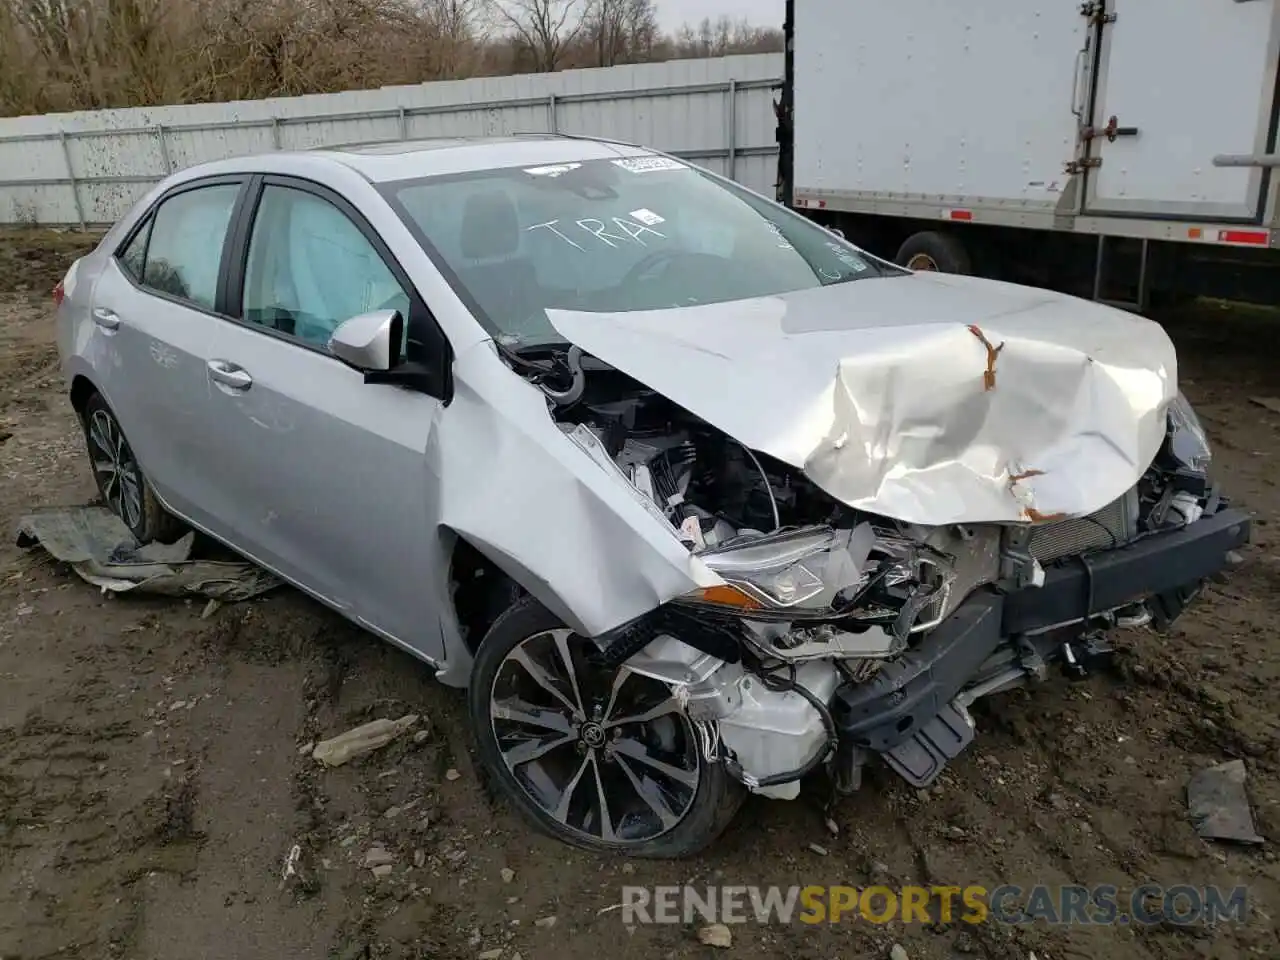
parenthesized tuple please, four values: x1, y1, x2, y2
(88, 177, 247, 521)
(196, 176, 448, 661)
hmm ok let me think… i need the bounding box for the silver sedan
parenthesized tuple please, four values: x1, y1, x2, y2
(54, 135, 1247, 857)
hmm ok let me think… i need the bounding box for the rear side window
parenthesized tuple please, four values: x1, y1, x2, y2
(121, 183, 241, 310)
(118, 217, 151, 282)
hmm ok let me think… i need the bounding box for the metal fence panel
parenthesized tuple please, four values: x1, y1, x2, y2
(0, 53, 783, 226)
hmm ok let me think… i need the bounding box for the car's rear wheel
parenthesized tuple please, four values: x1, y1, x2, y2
(80, 391, 185, 544)
(468, 596, 744, 858)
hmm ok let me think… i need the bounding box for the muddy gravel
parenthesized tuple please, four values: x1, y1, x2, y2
(1, 228, 1278, 960)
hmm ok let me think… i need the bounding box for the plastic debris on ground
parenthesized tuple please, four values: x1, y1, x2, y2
(311, 715, 421, 767)
(1186, 758, 1265, 844)
(14, 505, 282, 601)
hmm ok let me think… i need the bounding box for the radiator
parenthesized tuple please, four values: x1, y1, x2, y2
(1029, 493, 1138, 564)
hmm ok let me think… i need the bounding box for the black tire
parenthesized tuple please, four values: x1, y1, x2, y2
(895, 230, 973, 274)
(468, 595, 744, 858)
(80, 391, 186, 544)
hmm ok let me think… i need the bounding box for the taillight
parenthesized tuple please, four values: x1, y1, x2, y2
(52, 280, 65, 307)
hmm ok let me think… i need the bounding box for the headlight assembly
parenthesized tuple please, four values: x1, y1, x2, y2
(680, 525, 876, 618)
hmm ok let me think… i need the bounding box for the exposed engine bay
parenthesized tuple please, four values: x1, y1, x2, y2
(508, 343, 1233, 801)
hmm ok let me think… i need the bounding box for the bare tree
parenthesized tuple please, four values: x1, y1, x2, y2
(582, 0, 654, 66)
(0, 0, 780, 117)
(488, 0, 585, 71)
(621, 0, 656, 58)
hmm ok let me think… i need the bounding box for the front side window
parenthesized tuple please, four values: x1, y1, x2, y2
(241, 185, 410, 351)
(382, 155, 898, 345)
(130, 183, 241, 310)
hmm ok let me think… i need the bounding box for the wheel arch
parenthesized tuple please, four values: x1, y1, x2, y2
(69, 373, 99, 418)
(445, 529, 525, 656)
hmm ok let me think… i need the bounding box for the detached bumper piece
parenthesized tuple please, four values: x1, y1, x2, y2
(829, 505, 1251, 789)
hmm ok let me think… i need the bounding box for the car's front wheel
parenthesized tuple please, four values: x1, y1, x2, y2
(79, 391, 185, 544)
(468, 596, 744, 858)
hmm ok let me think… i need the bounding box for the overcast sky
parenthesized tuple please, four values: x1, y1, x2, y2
(655, 0, 783, 31)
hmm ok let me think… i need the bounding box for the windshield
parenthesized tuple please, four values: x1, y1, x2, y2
(381, 155, 899, 344)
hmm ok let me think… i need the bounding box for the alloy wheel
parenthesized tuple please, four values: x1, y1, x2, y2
(488, 628, 702, 845)
(86, 408, 144, 532)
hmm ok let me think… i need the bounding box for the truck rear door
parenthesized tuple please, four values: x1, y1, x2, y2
(1082, 0, 1280, 222)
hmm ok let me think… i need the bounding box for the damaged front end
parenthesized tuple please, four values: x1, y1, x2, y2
(529, 350, 1250, 803)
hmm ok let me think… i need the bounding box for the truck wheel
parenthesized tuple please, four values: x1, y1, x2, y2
(895, 231, 973, 274)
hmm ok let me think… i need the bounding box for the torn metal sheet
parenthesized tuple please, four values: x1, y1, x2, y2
(14, 506, 281, 601)
(1187, 759, 1265, 845)
(547, 271, 1178, 526)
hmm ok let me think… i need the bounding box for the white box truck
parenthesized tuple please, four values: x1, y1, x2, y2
(776, 0, 1280, 307)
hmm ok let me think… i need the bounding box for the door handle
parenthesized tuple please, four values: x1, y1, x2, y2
(92, 307, 121, 330)
(207, 359, 253, 390)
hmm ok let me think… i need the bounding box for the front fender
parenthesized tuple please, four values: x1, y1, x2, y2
(432, 341, 721, 639)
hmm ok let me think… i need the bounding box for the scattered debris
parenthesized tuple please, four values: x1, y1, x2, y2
(889, 944, 910, 960)
(478, 950, 503, 960)
(533, 916, 557, 929)
(500, 867, 515, 883)
(1248, 396, 1280, 415)
(1187, 759, 1265, 844)
(370, 864, 393, 878)
(312, 715, 420, 767)
(363, 846, 396, 868)
(279, 843, 302, 890)
(445, 768, 461, 781)
(413, 849, 425, 868)
(697, 924, 732, 948)
(808, 842, 829, 856)
(824, 817, 839, 837)
(14, 506, 281, 601)
(297, 742, 315, 756)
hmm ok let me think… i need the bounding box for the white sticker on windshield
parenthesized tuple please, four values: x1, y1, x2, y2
(524, 163, 581, 177)
(629, 208, 666, 226)
(825, 241, 868, 272)
(611, 157, 686, 174)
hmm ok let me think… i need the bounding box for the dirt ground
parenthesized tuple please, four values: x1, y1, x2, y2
(1, 228, 1277, 960)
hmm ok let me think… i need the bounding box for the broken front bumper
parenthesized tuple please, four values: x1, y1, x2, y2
(828, 502, 1251, 789)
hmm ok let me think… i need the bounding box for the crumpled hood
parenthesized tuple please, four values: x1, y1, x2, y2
(546, 272, 1178, 526)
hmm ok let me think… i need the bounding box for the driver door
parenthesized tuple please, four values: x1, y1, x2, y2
(195, 176, 445, 659)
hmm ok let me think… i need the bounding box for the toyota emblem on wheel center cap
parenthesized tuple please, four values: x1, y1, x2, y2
(579, 721, 606, 749)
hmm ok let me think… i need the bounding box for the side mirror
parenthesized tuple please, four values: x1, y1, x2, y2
(328, 309, 402, 372)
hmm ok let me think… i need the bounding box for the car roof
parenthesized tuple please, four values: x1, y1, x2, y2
(195, 134, 658, 184)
